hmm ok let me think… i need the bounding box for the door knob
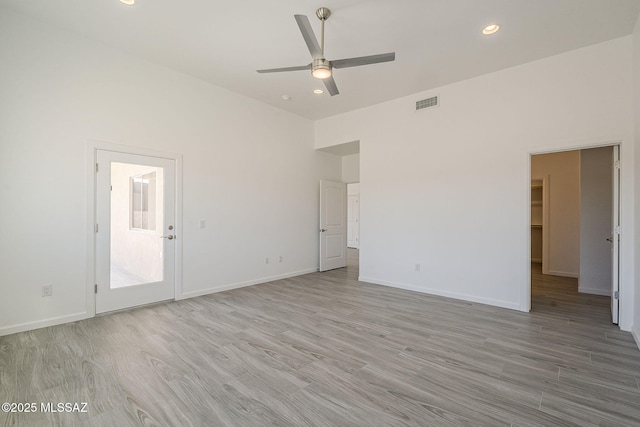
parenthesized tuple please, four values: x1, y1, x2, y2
(161, 235, 175, 240)
(606, 237, 613, 243)
(320, 229, 327, 233)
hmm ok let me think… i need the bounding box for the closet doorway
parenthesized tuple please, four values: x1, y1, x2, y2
(530, 145, 619, 324)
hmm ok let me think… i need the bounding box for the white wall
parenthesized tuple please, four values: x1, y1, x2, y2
(531, 151, 580, 277)
(0, 10, 341, 335)
(315, 37, 636, 329)
(579, 147, 614, 296)
(633, 15, 640, 345)
(342, 154, 360, 184)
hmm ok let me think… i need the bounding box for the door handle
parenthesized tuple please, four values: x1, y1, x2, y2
(161, 235, 175, 240)
(606, 237, 613, 243)
(320, 229, 327, 233)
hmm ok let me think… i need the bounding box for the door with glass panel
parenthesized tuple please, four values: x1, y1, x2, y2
(95, 150, 175, 314)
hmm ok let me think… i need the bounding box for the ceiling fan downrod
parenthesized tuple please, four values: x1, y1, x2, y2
(316, 7, 331, 57)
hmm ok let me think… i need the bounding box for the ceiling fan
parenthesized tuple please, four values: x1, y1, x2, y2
(257, 7, 395, 96)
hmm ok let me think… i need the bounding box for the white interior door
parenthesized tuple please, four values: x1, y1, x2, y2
(95, 150, 176, 314)
(611, 145, 620, 324)
(319, 180, 347, 271)
(347, 194, 360, 249)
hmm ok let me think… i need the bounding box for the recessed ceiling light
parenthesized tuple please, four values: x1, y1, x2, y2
(120, 0, 135, 4)
(281, 95, 292, 101)
(313, 89, 324, 95)
(482, 24, 500, 35)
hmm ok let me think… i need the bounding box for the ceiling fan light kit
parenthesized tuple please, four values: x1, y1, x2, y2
(257, 6, 395, 96)
(311, 58, 331, 79)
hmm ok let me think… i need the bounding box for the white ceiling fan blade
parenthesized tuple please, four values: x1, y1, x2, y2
(257, 64, 312, 73)
(323, 76, 339, 96)
(294, 14, 322, 59)
(331, 52, 395, 69)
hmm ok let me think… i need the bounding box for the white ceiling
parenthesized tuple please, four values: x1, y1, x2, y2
(2, 0, 639, 120)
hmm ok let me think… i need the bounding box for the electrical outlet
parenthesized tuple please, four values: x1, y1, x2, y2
(415, 264, 421, 272)
(199, 219, 206, 229)
(42, 284, 52, 297)
(279, 256, 283, 263)
(265, 257, 270, 264)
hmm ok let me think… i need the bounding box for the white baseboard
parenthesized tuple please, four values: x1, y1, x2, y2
(358, 276, 521, 311)
(548, 270, 579, 278)
(0, 312, 88, 337)
(578, 286, 611, 296)
(179, 268, 318, 300)
(1, 269, 319, 336)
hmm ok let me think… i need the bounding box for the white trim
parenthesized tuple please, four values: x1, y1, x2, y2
(0, 312, 88, 337)
(523, 156, 532, 312)
(175, 155, 184, 301)
(632, 325, 640, 351)
(86, 139, 183, 318)
(178, 269, 317, 300)
(358, 276, 521, 311)
(86, 143, 97, 317)
(527, 137, 626, 156)
(89, 139, 183, 160)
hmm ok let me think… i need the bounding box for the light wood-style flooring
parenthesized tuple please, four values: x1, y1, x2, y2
(1, 253, 639, 426)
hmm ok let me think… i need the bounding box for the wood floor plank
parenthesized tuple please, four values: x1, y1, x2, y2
(354, 363, 513, 426)
(399, 336, 506, 379)
(557, 367, 640, 406)
(275, 328, 367, 375)
(220, 341, 309, 394)
(1, 253, 639, 426)
(294, 361, 424, 426)
(0, 338, 17, 426)
(538, 389, 637, 427)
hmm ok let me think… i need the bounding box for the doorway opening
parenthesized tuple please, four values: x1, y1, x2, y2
(317, 140, 360, 278)
(529, 145, 619, 325)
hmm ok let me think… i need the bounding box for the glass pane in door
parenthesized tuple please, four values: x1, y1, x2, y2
(110, 162, 164, 288)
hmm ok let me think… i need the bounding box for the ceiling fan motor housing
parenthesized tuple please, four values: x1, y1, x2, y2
(312, 58, 331, 79)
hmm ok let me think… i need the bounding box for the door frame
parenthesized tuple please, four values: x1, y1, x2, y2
(611, 145, 620, 323)
(86, 140, 183, 317)
(525, 140, 622, 323)
(347, 184, 360, 249)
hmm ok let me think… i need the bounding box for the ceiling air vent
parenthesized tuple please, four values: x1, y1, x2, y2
(416, 96, 439, 111)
